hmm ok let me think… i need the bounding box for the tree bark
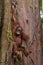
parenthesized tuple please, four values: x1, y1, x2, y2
(14, 0, 41, 65)
(1, 0, 11, 65)
(1, 0, 41, 65)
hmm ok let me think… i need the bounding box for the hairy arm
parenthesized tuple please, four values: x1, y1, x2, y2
(22, 31, 29, 41)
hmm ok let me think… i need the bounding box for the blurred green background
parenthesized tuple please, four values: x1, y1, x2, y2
(40, 0, 43, 23)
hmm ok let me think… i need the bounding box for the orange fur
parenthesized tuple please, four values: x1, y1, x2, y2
(11, 3, 29, 57)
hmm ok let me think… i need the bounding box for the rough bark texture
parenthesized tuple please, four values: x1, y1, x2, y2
(42, 24, 43, 65)
(1, 0, 41, 65)
(13, 0, 41, 65)
(1, 0, 11, 65)
(0, 0, 3, 62)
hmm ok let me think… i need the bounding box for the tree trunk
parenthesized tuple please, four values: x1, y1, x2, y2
(1, 0, 41, 65)
(13, 0, 41, 65)
(1, 0, 11, 65)
(0, 0, 4, 62)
